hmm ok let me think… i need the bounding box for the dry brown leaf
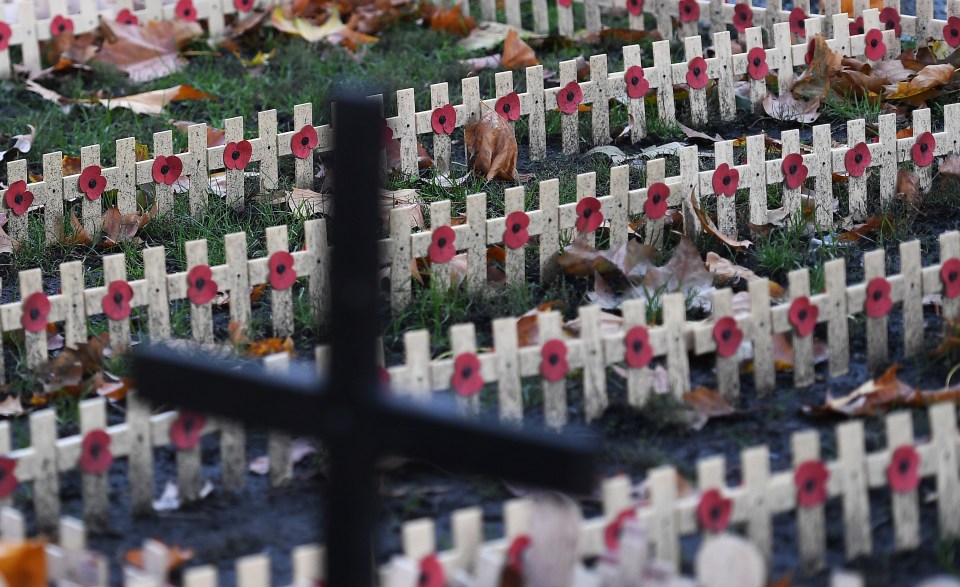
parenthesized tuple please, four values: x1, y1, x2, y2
(516, 301, 565, 346)
(501, 28, 538, 70)
(705, 252, 787, 301)
(896, 168, 922, 207)
(690, 190, 752, 250)
(683, 386, 739, 430)
(170, 120, 226, 147)
(246, 337, 295, 358)
(838, 215, 891, 242)
(464, 109, 518, 181)
(125, 542, 195, 573)
(0, 541, 46, 587)
(745, 333, 829, 373)
(839, 0, 882, 16)
(270, 6, 346, 42)
(885, 64, 955, 103)
(423, 2, 476, 36)
(64, 212, 93, 246)
(939, 153, 960, 176)
(792, 34, 842, 102)
(98, 85, 216, 115)
(0, 395, 23, 417)
(96, 19, 203, 82)
(763, 92, 820, 124)
(385, 139, 433, 173)
(801, 365, 920, 417)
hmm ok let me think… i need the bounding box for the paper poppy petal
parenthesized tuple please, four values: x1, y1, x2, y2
(624, 326, 652, 368)
(604, 508, 636, 551)
(503, 211, 530, 249)
(575, 197, 603, 232)
(0, 458, 18, 498)
(789, 7, 807, 36)
(678, 0, 699, 22)
(794, 460, 829, 507)
(4, 181, 33, 216)
(880, 6, 901, 35)
(540, 339, 569, 382)
(176, 0, 198, 21)
(686, 57, 708, 89)
(627, 0, 644, 15)
(187, 265, 218, 305)
(788, 296, 818, 337)
(0, 22, 11, 51)
(269, 251, 298, 290)
(170, 411, 206, 450)
(419, 554, 445, 587)
(849, 16, 864, 36)
(645, 182, 669, 219)
(102, 280, 134, 320)
(697, 488, 732, 533)
(558, 0, 572, 7)
(51, 15, 74, 36)
(116, 8, 139, 24)
(431, 105, 456, 135)
(844, 143, 871, 177)
(912, 132, 936, 167)
(234, 0, 255, 11)
(733, 3, 752, 32)
(557, 82, 583, 114)
(429, 225, 456, 264)
(941, 258, 960, 298)
(291, 125, 319, 159)
(80, 429, 113, 474)
(624, 66, 649, 99)
(21, 292, 50, 333)
(506, 535, 531, 573)
(747, 48, 768, 80)
(224, 140, 253, 170)
(495, 93, 521, 121)
(865, 277, 892, 318)
(152, 155, 183, 185)
(451, 353, 483, 396)
(947, 17, 960, 48)
(782, 153, 808, 189)
(864, 29, 886, 60)
(888, 445, 920, 493)
(713, 317, 743, 358)
(712, 163, 739, 197)
(79, 166, 107, 201)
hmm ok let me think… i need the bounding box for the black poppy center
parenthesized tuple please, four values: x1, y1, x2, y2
(710, 505, 722, 520)
(921, 143, 929, 152)
(723, 175, 731, 185)
(693, 67, 701, 76)
(805, 478, 816, 493)
(566, 91, 574, 101)
(512, 222, 522, 233)
(789, 165, 797, 174)
(195, 277, 206, 289)
(857, 26, 864, 33)
(549, 354, 559, 365)
(184, 7, 192, 15)
(461, 366, 473, 379)
(503, 103, 511, 112)
(90, 443, 101, 458)
(184, 418, 195, 433)
(873, 289, 883, 301)
(114, 292, 124, 305)
(232, 149, 241, 160)
(437, 237, 447, 248)
(88, 179, 98, 189)
(583, 208, 592, 218)
(953, 28, 959, 37)
(871, 38, 878, 47)
(633, 340, 643, 352)
(301, 136, 310, 146)
(798, 308, 808, 321)
(58, 23, 66, 32)
(652, 193, 661, 204)
(899, 458, 911, 474)
(277, 264, 286, 274)
(798, 19, 805, 28)
(951, 271, 958, 282)
(161, 165, 169, 175)
(14, 194, 22, 205)
(631, 76, 640, 85)
(753, 57, 761, 66)
(684, 4, 691, 12)
(438, 115, 446, 125)
(855, 153, 862, 164)
(419, 573, 430, 586)
(29, 308, 39, 320)
(0, 469, 6, 480)
(722, 329, 731, 341)
(886, 20, 895, 29)
(0, 34, 4, 41)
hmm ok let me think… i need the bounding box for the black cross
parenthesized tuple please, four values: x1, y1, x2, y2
(133, 98, 598, 586)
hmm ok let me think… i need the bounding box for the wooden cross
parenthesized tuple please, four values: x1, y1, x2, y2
(132, 98, 598, 586)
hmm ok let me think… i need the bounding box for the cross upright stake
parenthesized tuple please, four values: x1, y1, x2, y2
(133, 97, 598, 586)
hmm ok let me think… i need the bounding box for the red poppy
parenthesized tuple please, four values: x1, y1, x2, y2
(4, 180, 33, 216)
(712, 316, 743, 358)
(0, 458, 17, 498)
(540, 339, 569, 382)
(79, 165, 107, 201)
(152, 155, 183, 185)
(625, 66, 649, 99)
(879, 6, 902, 35)
(187, 265, 218, 305)
(451, 352, 483, 397)
(678, 0, 699, 23)
(234, 0, 255, 11)
(557, 82, 583, 114)
(269, 251, 297, 290)
(576, 197, 603, 233)
(21, 292, 50, 333)
(789, 7, 807, 37)
(558, 0, 572, 7)
(80, 429, 113, 474)
(627, 0, 644, 15)
(686, 57, 708, 89)
(912, 132, 936, 167)
(624, 326, 653, 368)
(849, 16, 864, 36)
(803, 38, 815, 65)
(788, 296, 818, 337)
(224, 140, 253, 170)
(604, 508, 636, 551)
(0, 22, 11, 51)
(496, 92, 521, 121)
(794, 460, 829, 507)
(116, 8, 139, 25)
(431, 104, 457, 135)
(782, 153, 808, 189)
(381, 119, 394, 147)
(429, 225, 456, 264)
(887, 445, 920, 493)
(747, 47, 768, 80)
(864, 29, 886, 60)
(865, 277, 892, 318)
(503, 211, 530, 249)
(712, 163, 739, 197)
(419, 554, 445, 587)
(941, 258, 960, 298)
(170, 411, 206, 450)
(50, 15, 74, 36)
(732, 3, 752, 32)
(175, 0, 197, 21)
(947, 17, 960, 48)
(291, 125, 319, 159)
(102, 280, 134, 320)
(645, 182, 669, 219)
(697, 488, 732, 532)
(506, 535, 531, 573)
(844, 142, 871, 177)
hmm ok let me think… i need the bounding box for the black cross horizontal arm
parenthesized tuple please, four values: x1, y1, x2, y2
(132, 344, 596, 495)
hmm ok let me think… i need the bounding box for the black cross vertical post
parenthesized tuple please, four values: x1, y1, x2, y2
(133, 97, 597, 586)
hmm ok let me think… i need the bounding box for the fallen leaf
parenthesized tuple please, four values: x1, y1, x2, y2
(745, 333, 829, 372)
(95, 19, 203, 82)
(516, 301, 565, 346)
(422, 2, 476, 35)
(125, 542, 195, 572)
(885, 64, 955, 103)
(249, 438, 317, 475)
(0, 395, 23, 417)
(801, 365, 920, 417)
(270, 6, 345, 42)
(97, 85, 216, 115)
(940, 154, 960, 176)
(170, 120, 226, 147)
(683, 386, 739, 430)
(0, 541, 46, 587)
(385, 139, 433, 173)
(762, 92, 820, 124)
(792, 34, 842, 102)
(152, 480, 214, 511)
(690, 190, 752, 250)
(896, 168, 922, 208)
(464, 110, 518, 181)
(838, 215, 890, 242)
(501, 28, 538, 70)
(245, 337, 295, 358)
(705, 252, 787, 300)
